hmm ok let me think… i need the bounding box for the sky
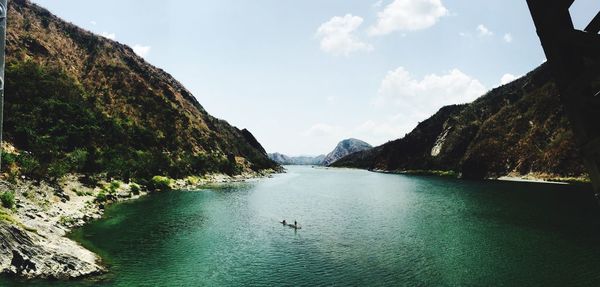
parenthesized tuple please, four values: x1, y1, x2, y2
(31, 0, 600, 156)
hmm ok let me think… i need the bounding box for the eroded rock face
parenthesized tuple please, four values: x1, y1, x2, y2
(431, 126, 452, 157)
(0, 223, 104, 279)
(322, 139, 373, 166)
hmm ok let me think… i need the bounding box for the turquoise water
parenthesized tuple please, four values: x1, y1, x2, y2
(3, 166, 600, 286)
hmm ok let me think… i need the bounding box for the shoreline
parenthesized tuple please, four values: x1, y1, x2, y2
(364, 168, 590, 185)
(496, 176, 568, 185)
(0, 169, 279, 280)
(288, 166, 590, 185)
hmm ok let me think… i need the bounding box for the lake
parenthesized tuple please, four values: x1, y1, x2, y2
(3, 166, 600, 286)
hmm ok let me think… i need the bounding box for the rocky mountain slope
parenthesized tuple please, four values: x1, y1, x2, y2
(268, 153, 326, 166)
(3, 0, 278, 181)
(333, 64, 590, 181)
(322, 139, 372, 166)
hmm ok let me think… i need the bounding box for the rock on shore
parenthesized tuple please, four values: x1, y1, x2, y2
(0, 222, 104, 279)
(0, 177, 108, 279)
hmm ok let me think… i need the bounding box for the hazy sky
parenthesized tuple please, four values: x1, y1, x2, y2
(31, 0, 600, 156)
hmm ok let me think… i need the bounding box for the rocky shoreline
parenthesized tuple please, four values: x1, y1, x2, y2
(367, 168, 590, 184)
(0, 169, 278, 280)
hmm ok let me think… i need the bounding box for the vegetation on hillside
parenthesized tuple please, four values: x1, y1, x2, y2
(3, 60, 250, 181)
(334, 65, 589, 180)
(1, 0, 278, 183)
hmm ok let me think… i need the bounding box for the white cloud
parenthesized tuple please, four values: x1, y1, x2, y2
(359, 67, 487, 145)
(100, 32, 116, 40)
(503, 33, 513, 43)
(500, 73, 517, 85)
(373, 0, 384, 8)
(353, 116, 414, 144)
(375, 67, 486, 118)
(476, 24, 493, 37)
(316, 14, 373, 56)
(369, 0, 448, 35)
(300, 68, 487, 149)
(303, 123, 342, 137)
(302, 120, 407, 150)
(132, 44, 151, 58)
(90, 21, 97, 26)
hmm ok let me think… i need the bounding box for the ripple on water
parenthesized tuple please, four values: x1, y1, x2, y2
(3, 166, 600, 286)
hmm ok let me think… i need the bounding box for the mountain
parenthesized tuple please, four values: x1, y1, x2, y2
(268, 153, 325, 165)
(3, 0, 278, 180)
(333, 64, 590, 181)
(322, 139, 372, 166)
(269, 138, 371, 166)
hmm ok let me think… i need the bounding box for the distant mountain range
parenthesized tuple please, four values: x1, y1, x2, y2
(333, 64, 590, 181)
(268, 153, 326, 166)
(269, 138, 372, 166)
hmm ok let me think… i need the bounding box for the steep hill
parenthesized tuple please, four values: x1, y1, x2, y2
(3, 0, 278, 180)
(322, 138, 372, 166)
(333, 65, 590, 181)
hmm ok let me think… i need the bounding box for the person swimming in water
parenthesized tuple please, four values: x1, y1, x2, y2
(282, 219, 286, 225)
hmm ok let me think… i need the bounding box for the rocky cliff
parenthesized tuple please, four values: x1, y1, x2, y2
(333, 65, 589, 181)
(322, 139, 372, 166)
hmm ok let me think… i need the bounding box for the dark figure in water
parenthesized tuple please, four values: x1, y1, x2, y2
(294, 220, 297, 226)
(282, 220, 286, 225)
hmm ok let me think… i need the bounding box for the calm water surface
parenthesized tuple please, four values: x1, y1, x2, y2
(3, 166, 600, 286)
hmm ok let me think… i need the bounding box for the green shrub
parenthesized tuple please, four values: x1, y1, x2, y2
(66, 148, 88, 171)
(150, 176, 172, 191)
(100, 180, 122, 194)
(59, 215, 76, 226)
(47, 160, 70, 179)
(72, 188, 87, 196)
(80, 174, 101, 188)
(1, 191, 16, 209)
(16, 153, 40, 176)
(1, 152, 17, 167)
(0, 208, 17, 224)
(95, 192, 107, 203)
(130, 183, 141, 195)
(109, 181, 121, 192)
(185, 176, 201, 186)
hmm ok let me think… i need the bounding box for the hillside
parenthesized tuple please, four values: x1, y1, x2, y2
(322, 138, 372, 166)
(333, 64, 589, 181)
(2, 0, 278, 181)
